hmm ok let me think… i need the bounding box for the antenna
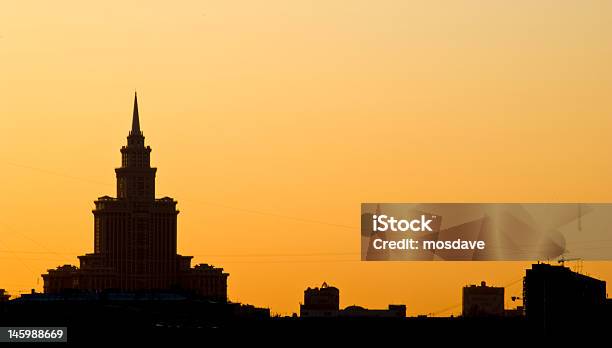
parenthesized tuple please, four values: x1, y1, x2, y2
(558, 256, 583, 273)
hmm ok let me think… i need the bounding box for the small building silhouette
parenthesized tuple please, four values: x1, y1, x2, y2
(300, 282, 340, 317)
(462, 281, 504, 317)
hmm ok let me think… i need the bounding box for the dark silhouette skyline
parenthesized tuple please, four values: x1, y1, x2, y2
(3, 262, 611, 342)
(1, 94, 611, 342)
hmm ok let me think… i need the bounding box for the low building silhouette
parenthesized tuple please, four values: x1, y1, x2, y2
(340, 304, 406, 318)
(41, 94, 228, 301)
(300, 283, 406, 318)
(462, 281, 504, 317)
(1, 290, 269, 337)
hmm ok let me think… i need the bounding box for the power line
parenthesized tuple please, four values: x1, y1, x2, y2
(2, 160, 357, 230)
(5, 161, 112, 187)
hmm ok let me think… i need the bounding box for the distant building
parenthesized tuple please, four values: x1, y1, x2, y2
(300, 282, 340, 317)
(0, 289, 9, 302)
(462, 281, 504, 317)
(300, 283, 406, 318)
(523, 263, 606, 327)
(41, 94, 228, 301)
(340, 304, 406, 318)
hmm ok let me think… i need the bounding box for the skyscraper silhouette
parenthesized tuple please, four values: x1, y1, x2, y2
(42, 93, 228, 301)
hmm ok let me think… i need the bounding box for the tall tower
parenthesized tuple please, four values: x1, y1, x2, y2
(81, 92, 182, 291)
(42, 93, 228, 301)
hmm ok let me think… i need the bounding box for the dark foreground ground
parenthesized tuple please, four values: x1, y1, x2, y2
(1, 298, 610, 345)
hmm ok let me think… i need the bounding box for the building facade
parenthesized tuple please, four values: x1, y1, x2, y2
(42, 94, 228, 301)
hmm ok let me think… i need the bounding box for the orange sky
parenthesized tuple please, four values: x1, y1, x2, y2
(1, 1, 612, 315)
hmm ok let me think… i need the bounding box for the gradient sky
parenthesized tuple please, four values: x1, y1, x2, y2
(1, 1, 612, 315)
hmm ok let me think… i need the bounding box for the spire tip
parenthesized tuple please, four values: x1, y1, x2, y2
(131, 92, 141, 135)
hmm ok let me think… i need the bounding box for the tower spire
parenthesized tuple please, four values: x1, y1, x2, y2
(131, 91, 141, 135)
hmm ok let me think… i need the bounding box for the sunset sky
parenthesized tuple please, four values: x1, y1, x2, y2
(1, 1, 612, 315)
